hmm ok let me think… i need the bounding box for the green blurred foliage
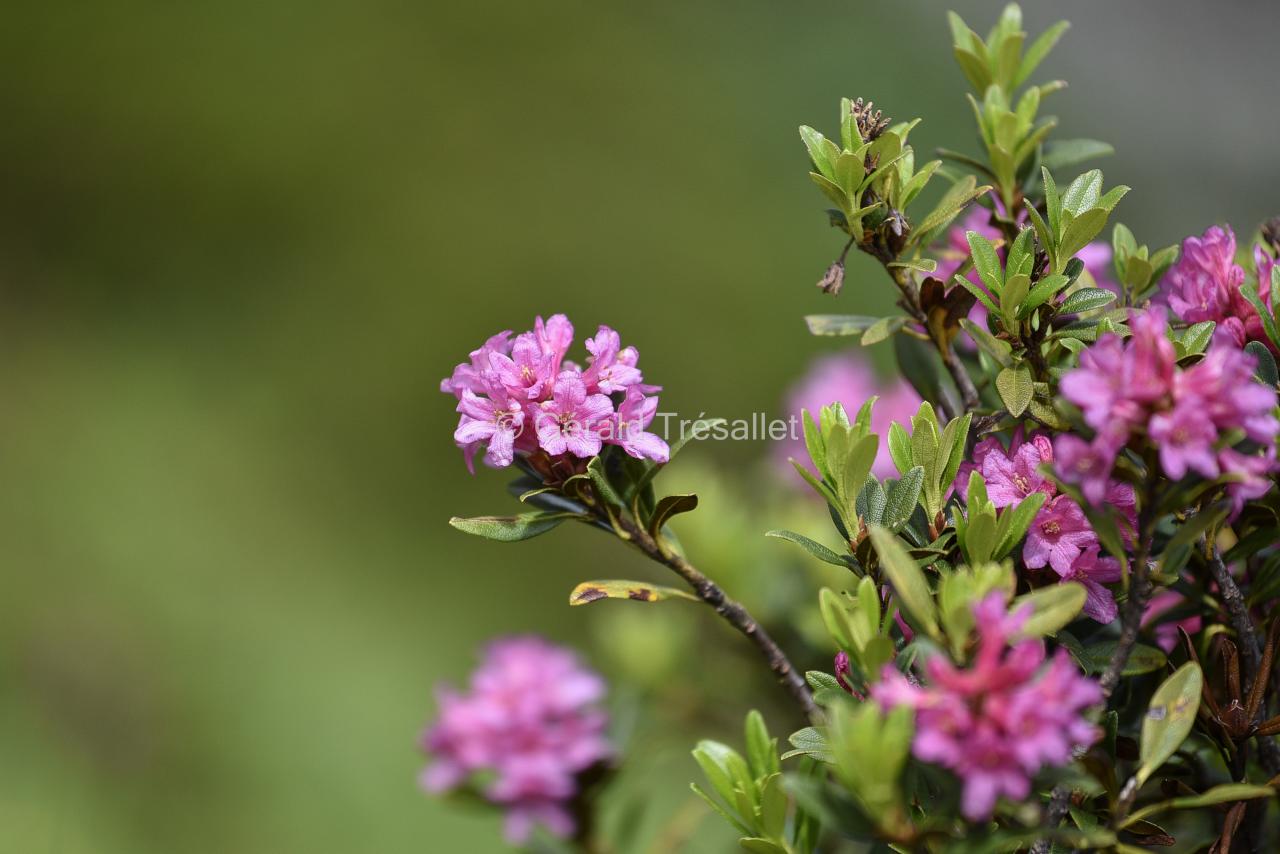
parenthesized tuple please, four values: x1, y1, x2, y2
(0, 1, 1274, 852)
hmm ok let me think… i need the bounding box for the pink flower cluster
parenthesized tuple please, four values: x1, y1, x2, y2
(1056, 308, 1278, 517)
(420, 636, 612, 843)
(957, 430, 1134, 622)
(873, 593, 1101, 821)
(779, 350, 920, 479)
(441, 315, 669, 471)
(1163, 225, 1277, 353)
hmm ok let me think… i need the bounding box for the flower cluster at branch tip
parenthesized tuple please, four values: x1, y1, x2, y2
(1056, 307, 1279, 517)
(420, 636, 612, 843)
(1163, 225, 1277, 353)
(957, 429, 1135, 622)
(872, 592, 1102, 821)
(441, 315, 669, 471)
(780, 350, 920, 478)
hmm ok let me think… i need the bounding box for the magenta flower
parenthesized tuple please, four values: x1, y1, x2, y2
(1164, 225, 1273, 351)
(1053, 433, 1118, 505)
(536, 372, 614, 458)
(1024, 494, 1095, 575)
(1147, 403, 1219, 480)
(441, 315, 668, 469)
(489, 332, 555, 400)
(1220, 447, 1278, 518)
(873, 593, 1101, 820)
(979, 432, 1056, 508)
(1057, 308, 1278, 509)
(612, 387, 670, 462)
(1059, 545, 1122, 623)
(420, 636, 611, 844)
(1143, 589, 1203, 653)
(778, 350, 920, 479)
(455, 390, 525, 471)
(583, 326, 644, 395)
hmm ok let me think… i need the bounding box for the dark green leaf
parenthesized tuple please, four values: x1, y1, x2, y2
(449, 511, 580, 542)
(765, 529, 853, 568)
(649, 493, 699, 538)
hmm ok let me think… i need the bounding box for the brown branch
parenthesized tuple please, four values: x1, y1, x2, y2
(1206, 542, 1280, 776)
(615, 515, 820, 723)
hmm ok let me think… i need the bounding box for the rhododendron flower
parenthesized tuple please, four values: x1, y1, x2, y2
(778, 350, 920, 479)
(1024, 494, 1096, 575)
(536, 372, 614, 458)
(1143, 590, 1203, 653)
(873, 593, 1101, 820)
(1163, 225, 1274, 351)
(420, 636, 611, 843)
(966, 431, 1055, 507)
(1057, 309, 1279, 515)
(441, 315, 668, 470)
(1058, 545, 1122, 623)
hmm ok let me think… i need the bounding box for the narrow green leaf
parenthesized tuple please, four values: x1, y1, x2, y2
(861, 316, 907, 346)
(1122, 783, 1277, 829)
(804, 314, 880, 337)
(765, 530, 853, 568)
(884, 466, 926, 530)
(449, 511, 579, 542)
(1013, 583, 1086, 637)
(1059, 287, 1116, 314)
(1137, 663, 1203, 785)
(867, 525, 939, 638)
(745, 710, 780, 779)
(1246, 341, 1279, 387)
(1015, 21, 1070, 87)
(1041, 138, 1112, 172)
(569, 579, 697, 606)
(967, 230, 1004, 294)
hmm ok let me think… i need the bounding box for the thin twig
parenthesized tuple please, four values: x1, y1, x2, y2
(1206, 541, 1280, 776)
(615, 514, 820, 723)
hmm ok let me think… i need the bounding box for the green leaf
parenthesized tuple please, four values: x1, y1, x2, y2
(1015, 20, 1070, 87)
(1137, 663, 1203, 785)
(888, 422, 913, 476)
(995, 364, 1034, 416)
(782, 726, 834, 763)
(915, 174, 989, 237)
(994, 492, 1046, 558)
(587, 456, 624, 507)
(1013, 583, 1086, 637)
(1061, 170, 1103, 215)
(1246, 340, 1279, 387)
(967, 230, 1004, 294)
(953, 274, 1000, 315)
(690, 783, 751, 836)
(569, 579, 698, 606)
(1240, 281, 1280, 351)
(959, 318, 1013, 366)
(449, 511, 580, 542)
(1122, 783, 1277, 829)
(765, 530, 852, 568)
(1021, 273, 1071, 315)
(809, 172, 852, 216)
(861, 316, 908, 346)
(649, 493, 699, 538)
(1058, 287, 1116, 314)
(1179, 321, 1216, 356)
(884, 467, 925, 530)
(1080, 641, 1167, 676)
(867, 525, 939, 638)
(804, 315, 881, 337)
(799, 126, 835, 178)
(745, 710, 780, 779)
(1058, 209, 1110, 264)
(1041, 138, 1112, 172)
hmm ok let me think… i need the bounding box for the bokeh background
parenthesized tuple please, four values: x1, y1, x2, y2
(2, 2, 1277, 851)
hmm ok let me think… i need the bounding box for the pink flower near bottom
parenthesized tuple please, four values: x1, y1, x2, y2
(420, 636, 611, 843)
(873, 593, 1101, 820)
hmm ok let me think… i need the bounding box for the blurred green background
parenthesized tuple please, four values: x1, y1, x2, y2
(1, 2, 1276, 851)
